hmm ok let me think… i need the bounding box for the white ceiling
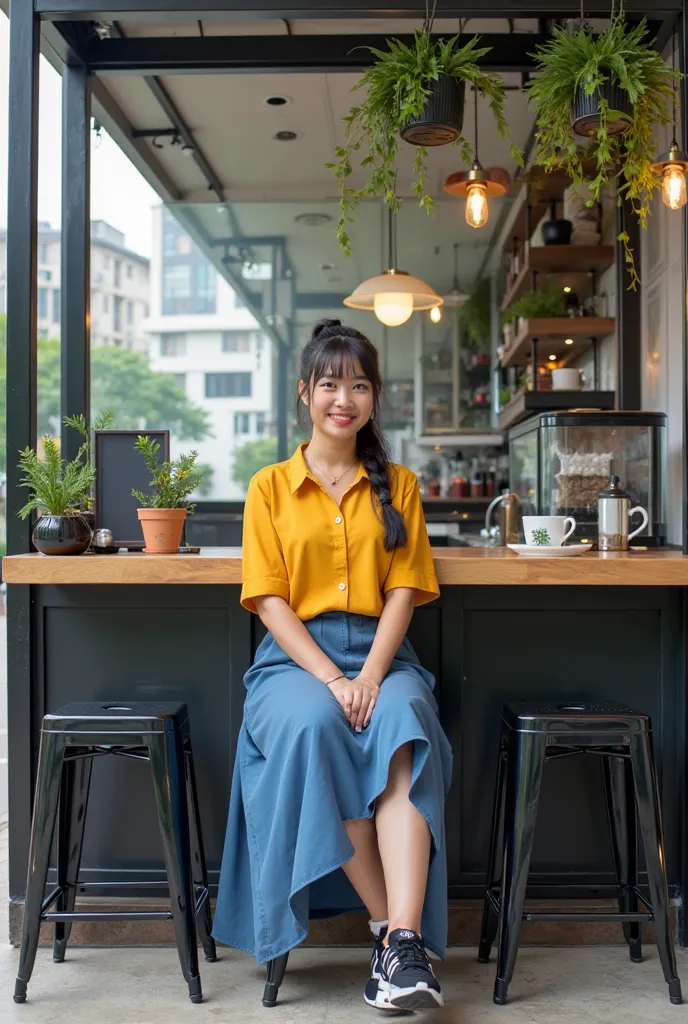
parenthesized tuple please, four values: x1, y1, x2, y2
(95, 22, 536, 313)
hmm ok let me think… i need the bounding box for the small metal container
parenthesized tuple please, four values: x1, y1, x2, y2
(93, 528, 114, 548)
(597, 476, 649, 551)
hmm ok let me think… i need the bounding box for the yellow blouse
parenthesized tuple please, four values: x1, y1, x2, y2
(240, 443, 440, 620)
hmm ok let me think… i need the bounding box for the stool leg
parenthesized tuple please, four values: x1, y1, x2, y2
(53, 752, 93, 963)
(493, 730, 546, 1006)
(263, 952, 289, 1007)
(184, 737, 217, 963)
(478, 738, 508, 964)
(149, 730, 203, 1004)
(14, 731, 65, 1004)
(629, 732, 682, 1005)
(603, 753, 642, 962)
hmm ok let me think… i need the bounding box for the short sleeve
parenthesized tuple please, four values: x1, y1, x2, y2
(240, 475, 290, 614)
(382, 475, 440, 607)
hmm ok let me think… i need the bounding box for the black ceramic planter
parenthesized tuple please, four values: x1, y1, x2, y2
(400, 76, 465, 147)
(571, 81, 633, 138)
(33, 514, 93, 556)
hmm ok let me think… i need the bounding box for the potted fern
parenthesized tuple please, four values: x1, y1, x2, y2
(17, 436, 96, 555)
(527, 13, 678, 287)
(133, 435, 205, 554)
(328, 29, 516, 254)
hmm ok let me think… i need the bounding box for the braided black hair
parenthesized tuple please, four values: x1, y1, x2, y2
(296, 319, 408, 552)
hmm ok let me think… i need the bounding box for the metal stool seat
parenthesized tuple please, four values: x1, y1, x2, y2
(478, 701, 682, 1006)
(14, 701, 216, 1005)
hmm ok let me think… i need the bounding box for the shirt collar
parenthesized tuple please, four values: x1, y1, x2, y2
(289, 442, 369, 494)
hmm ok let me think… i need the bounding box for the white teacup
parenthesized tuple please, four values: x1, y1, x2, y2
(523, 515, 576, 548)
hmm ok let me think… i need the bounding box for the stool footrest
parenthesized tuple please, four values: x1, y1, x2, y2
(41, 910, 174, 922)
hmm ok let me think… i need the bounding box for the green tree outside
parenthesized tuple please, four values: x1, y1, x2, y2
(231, 430, 309, 492)
(0, 314, 213, 473)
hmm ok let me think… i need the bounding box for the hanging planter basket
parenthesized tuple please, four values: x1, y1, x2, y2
(400, 76, 466, 147)
(571, 80, 633, 138)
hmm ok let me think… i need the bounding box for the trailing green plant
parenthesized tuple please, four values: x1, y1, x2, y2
(17, 436, 96, 520)
(527, 12, 680, 288)
(63, 410, 114, 509)
(502, 282, 567, 325)
(461, 278, 492, 349)
(328, 30, 519, 254)
(132, 435, 205, 512)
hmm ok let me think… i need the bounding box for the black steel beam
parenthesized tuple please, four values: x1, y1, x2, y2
(681, 4, 688, 555)
(60, 62, 91, 462)
(615, 198, 642, 411)
(7, 0, 39, 905)
(33, 0, 686, 20)
(83, 33, 549, 75)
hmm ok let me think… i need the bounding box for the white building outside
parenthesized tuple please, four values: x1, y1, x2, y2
(144, 205, 274, 501)
(0, 219, 150, 350)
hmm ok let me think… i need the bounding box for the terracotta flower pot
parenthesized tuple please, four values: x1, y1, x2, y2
(137, 508, 187, 554)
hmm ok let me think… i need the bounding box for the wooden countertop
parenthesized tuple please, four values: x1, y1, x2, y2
(4, 547, 688, 586)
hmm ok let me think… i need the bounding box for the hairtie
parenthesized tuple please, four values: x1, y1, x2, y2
(380, 498, 392, 506)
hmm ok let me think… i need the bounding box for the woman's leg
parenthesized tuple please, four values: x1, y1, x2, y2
(375, 742, 431, 940)
(341, 818, 388, 922)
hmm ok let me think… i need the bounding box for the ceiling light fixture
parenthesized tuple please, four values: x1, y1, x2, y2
(294, 212, 332, 226)
(430, 305, 443, 323)
(441, 242, 469, 308)
(652, 32, 688, 210)
(344, 207, 442, 328)
(274, 130, 298, 141)
(265, 95, 290, 106)
(565, 338, 574, 345)
(443, 89, 507, 228)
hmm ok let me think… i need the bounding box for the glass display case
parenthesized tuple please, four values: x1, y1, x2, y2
(508, 411, 667, 544)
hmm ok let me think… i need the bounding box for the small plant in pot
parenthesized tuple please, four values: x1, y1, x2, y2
(132, 435, 205, 554)
(527, 11, 679, 288)
(17, 436, 96, 555)
(328, 27, 517, 254)
(502, 282, 567, 335)
(63, 410, 114, 529)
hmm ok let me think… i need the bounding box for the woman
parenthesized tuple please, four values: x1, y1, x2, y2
(213, 319, 453, 1011)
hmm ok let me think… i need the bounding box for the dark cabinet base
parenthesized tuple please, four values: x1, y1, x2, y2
(7, 584, 686, 946)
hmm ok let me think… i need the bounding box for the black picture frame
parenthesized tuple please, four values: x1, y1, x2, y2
(94, 429, 171, 549)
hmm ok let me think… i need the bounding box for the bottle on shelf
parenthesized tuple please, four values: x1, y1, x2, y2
(470, 458, 485, 498)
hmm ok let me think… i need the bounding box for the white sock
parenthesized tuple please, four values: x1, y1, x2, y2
(368, 918, 389, 938)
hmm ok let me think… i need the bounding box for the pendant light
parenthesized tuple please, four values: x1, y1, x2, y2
(429, 241, 468, 322)
(651, 33, 688, 210)
(344, 207, 443, 327)
(443, 88, 506, 228)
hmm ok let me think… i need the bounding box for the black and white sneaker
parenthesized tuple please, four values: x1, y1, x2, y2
(363, 925, 396, 1010)
(377, 928, 443, 1010)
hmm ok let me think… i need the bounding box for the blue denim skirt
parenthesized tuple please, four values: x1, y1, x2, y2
(212, 611, 453, 964)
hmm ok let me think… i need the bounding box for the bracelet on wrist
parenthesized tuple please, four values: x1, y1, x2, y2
(325, 673, 346, 687)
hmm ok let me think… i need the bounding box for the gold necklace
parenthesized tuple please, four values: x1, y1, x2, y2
(306, 449, 359, 486)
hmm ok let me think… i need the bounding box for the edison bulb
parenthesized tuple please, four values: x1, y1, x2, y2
(661, 164, 687, 210)
(373, 291, 413, 327)
(465, 182, 489, 229)
(430, 305, 442, 323)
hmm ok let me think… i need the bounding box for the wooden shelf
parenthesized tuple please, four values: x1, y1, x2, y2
(498, 388, 616, 431)
(501, 316, 616, 368)
(502, 244, 616, 311)
(505, 168, 573, 250)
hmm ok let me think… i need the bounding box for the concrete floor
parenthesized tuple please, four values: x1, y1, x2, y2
(0, 943, 685, 1023)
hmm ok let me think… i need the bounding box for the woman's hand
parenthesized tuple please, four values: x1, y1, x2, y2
(327, 674, 381, 732)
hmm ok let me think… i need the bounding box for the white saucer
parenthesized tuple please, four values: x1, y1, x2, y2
(507, 543, 592, 558)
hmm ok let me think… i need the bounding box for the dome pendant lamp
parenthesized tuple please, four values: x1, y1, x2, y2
(344, 207, 443, 327)
(443, 88, 506, 228)
(652, 33, 688, 210)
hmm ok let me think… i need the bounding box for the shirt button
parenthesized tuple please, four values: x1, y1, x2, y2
(335, 516, 342, 524)
(338, 582, 346, 591)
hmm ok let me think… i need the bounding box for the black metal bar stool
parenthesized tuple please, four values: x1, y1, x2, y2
(478, 702, 682, 1007)
(263, 952, 290, 1006)
(14, 701, 217, 1005)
